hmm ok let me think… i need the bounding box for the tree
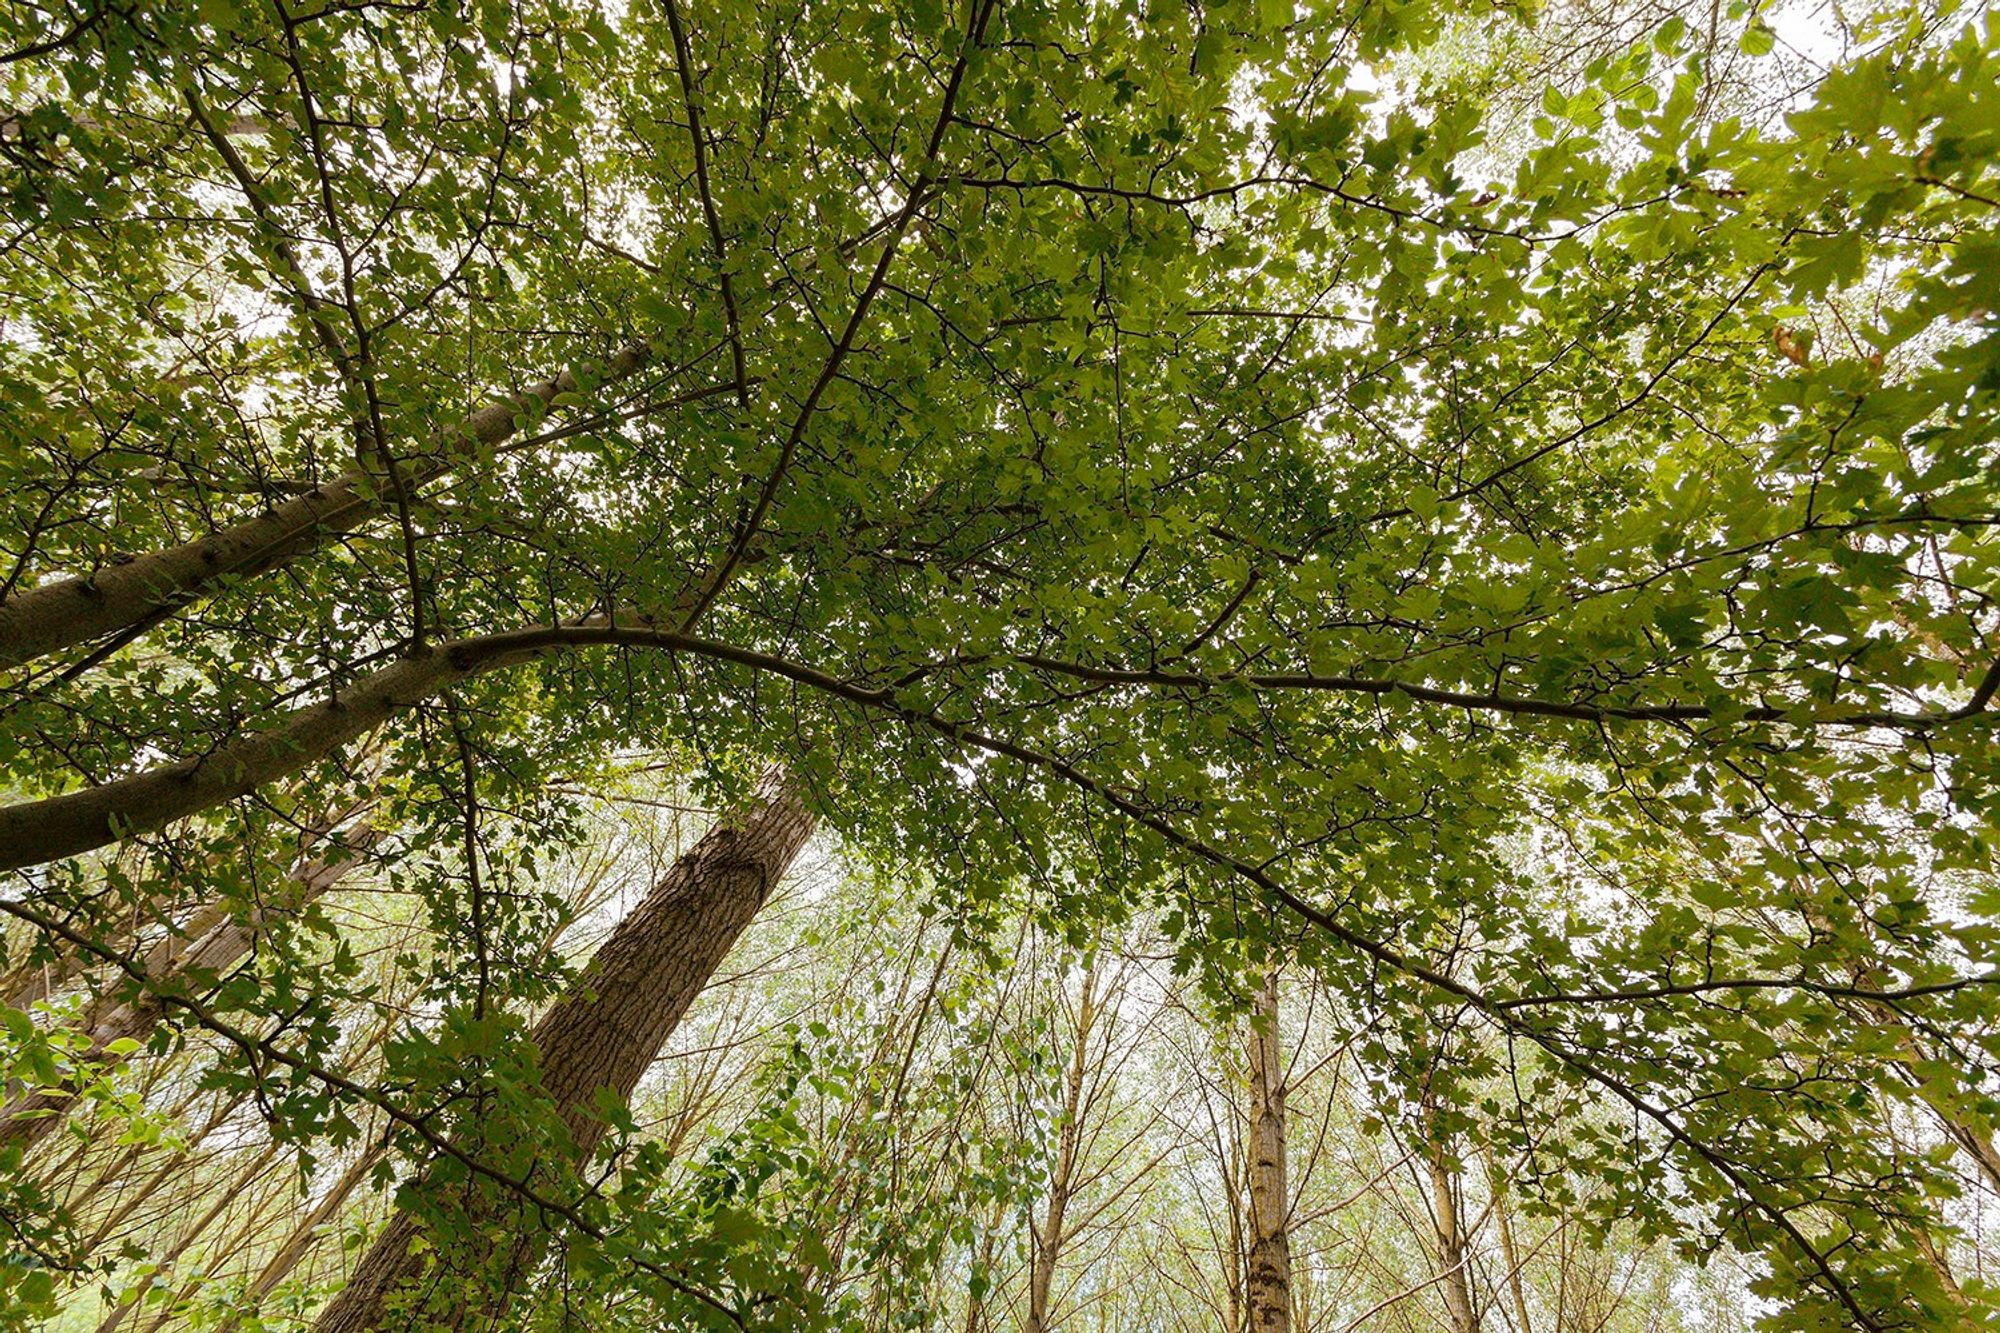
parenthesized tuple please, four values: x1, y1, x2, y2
(1420, 1106, 1480, 1333)
(1244, 967, 1292, 1333)
(0, 818, 378, 1154)
(312, 767, 813, 1331)
(1025, 952, 1097, 1333)
(2, 0, 1997, 1328)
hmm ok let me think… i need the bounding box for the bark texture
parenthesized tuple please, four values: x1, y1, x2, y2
(1243, 969, 1291, 1333)
(0, 344, 652, 670)
(311, 768, 814, 1333)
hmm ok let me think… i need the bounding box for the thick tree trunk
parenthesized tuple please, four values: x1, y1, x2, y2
(0, 344, 652, 670)
(0, 830, 377, 1154)
(1243, 969, 1291, 1333)
(0, 617, 707, 874)
(310, 768, 814, 1333)
(1026, 956, 1099, 1333)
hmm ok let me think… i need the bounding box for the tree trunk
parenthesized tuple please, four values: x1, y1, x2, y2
(95, 1142, 281, 1333)
(0, 344, 653, 670)
(208, 1141, 389, 1333)
(1481, 1142, 1534, 1333)
(1425, 1120, 1481, 1333)
(1243, 968, 1290, 1333)
(310, 767, 814, 1333)
(0, 617, 691, 873)
(0, 829, 377, 1154)
(0, 640, 493, 872)
(1026, 955, 1099, 1333)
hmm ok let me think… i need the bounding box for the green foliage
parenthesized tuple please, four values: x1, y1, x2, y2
(0, 0, 1997, 1326)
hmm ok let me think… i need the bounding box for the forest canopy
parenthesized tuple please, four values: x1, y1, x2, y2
(0, 0, 1997, 1328)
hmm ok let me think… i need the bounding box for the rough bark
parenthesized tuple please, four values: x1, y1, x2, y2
(311, 767, 814, 1333)
(0, 830, 377, 1154)
(1243, 969, 1291, 1333)
(0, 344, 652, 670)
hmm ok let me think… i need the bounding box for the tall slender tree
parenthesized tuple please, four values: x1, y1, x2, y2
(1243, 968, 1292, 1333)
(1025, 953, 1100, 1333)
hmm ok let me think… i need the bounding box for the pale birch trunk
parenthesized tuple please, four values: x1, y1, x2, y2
(1243, 968, 1291, 1333)
(1425, 1119, 1481, 1333)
